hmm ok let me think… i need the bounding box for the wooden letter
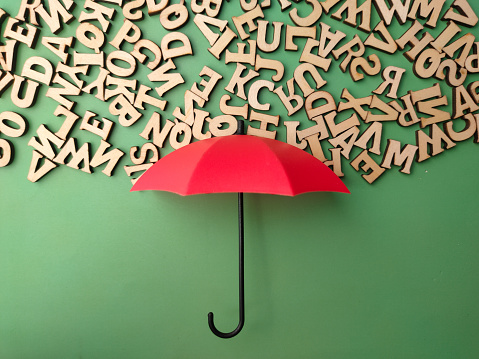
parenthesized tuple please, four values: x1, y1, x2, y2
(79, 0, 115, 32)
(349, 54, 382, 82)
(331, 35, 365, 72)
(395, 21, 434, 61)
(109, 19, 142, 50)
(364, 20, 398, 53)
(416, 124, 456, 162)
(145, 0, 168, 15)
(147, 59, 185, 97)
(256, 20, 283, 52)
(41, 36, 73, 63)
(350, 150, 385, 183)
(194, 14, 228, 46)
(134, 84, 167, 110)
(91, 140, 124, 176)
(294, 63, 327, 97)
(225, 40, 257, 66)
(289, 0, 322, 27)
(380, 139, 418, 174)
(452, 85, 479, 119)
(410, 83, 451, 127)
(161, 31, 193, 60)
(305, 90, 337, 119)
(248, 79, 275, 111)
(373, 66, 405, 98)
(209, 115, 238, 137)
(407, 0, 446, 28)
(131, 39, 162, 70)
(232, 5, 264, 40)
(0, 139, 13, 167)
(169, 121, 192, 149)
(219, 95, 249, 119)
(442, 0, 478, 27)
(123, 0, 145, 21)
(331, 0, 372, 32)
(76, 22, 105, 53)
(106, 51, 137, 77)
(0, 111, 27, 138)
(191, 66, 223, 101)
(4, 18, 38, 48)
(139, 112, 174, 148)
(225, 63, 260, 100)
(300, 38, 332, 71)
(247, 110, 279, 139)
(10, 75, 40, 109)
(273, 78, 304, 116)
(191, 0, 223, 18)
(255, 54, 284, 82)
(317, 23, 347, 58)
(34, 0, 75, 34)
(444, 114, 477, 142)
(80, 111, 114, 140)
(21, 56, 54, 85)
(284, 121, 307, 149)
(354, 121, 383, 155)
(373, 0, 411, 25)
(284, 25, 316, 51)
(160, 3, 189, 30)
(109, 94, 142, 127)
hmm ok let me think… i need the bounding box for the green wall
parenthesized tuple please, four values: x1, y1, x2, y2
(1, 0, 478, 358)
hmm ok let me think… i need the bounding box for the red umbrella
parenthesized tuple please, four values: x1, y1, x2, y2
(131, 122, 349, 338)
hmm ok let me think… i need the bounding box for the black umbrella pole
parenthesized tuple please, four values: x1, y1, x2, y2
(207, 192, 245, 339)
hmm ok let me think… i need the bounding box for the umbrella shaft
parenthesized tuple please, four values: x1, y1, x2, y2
(238, 192, 245, 324)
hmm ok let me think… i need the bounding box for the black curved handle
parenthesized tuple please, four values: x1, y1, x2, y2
(208, 310, 244, 339)
(208, 193, 245, 339)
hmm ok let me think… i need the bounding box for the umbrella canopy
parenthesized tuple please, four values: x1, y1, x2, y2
(130, 134, 349, 195)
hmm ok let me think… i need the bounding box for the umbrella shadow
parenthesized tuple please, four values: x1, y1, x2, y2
(243, 191, 350, 331)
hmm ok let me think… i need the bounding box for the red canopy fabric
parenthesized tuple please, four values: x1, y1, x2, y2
(131, 135, 349, 196)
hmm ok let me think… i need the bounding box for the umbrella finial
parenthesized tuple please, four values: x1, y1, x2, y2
(235, 120, 245, 135)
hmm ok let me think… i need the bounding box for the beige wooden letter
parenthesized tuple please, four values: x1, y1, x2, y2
(80, 111, 114, 140)
(161, 32, 193, 60)
(289, 0, 322, 27)
(380, 139, 418, 174)
(248, 80, 275, 111)
(109, 19, 142, 50)
(349, 54, 382, 82)
(131, 39, 162, 70)
(284, 25, 316, 51)
(331, 35, 365, 72)
(273, 78, 304, 116)
(373, 66, 406, 99)
(350, 150, 385, 184)
(256, 20, 283, 52)
(160, 3, 189, 30)
(109, 94, 142, 127)
(0, 111, 27, 138)
(21, 56, 54, 85)
(232, 5, 264, 40)
(416, 124, 455, 162)
(247, 110, 279, 139)
(219, 95, 249, 119)
(76, 22, 105, 53)
(255, 54, 284, 82)
(225, 63, 260, 101)
(294, 63, 327, 97)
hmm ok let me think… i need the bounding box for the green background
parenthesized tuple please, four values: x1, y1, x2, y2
(1, 0, 478, 358)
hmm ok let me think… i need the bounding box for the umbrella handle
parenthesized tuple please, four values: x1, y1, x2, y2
(207, 192, 245, 339)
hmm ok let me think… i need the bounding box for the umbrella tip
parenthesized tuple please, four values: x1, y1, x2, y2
(235, 120, 245, 135)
